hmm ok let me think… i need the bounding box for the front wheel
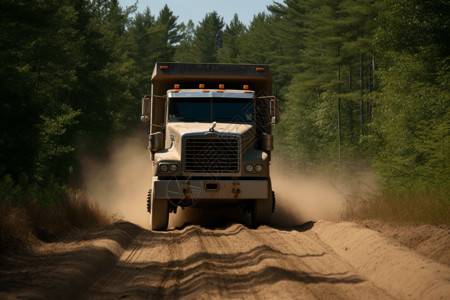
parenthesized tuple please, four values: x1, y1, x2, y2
(150, 190, 169, 231)
(251, 191, 274, 228)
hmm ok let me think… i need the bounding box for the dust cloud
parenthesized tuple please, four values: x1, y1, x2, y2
(81, 133, 351, 229)
(271, 158, 347, 227)
(81, 133, 152, 228)
(80, 132, 246, 229)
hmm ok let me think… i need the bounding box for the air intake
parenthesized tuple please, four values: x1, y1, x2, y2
(184, 136, 240, 173)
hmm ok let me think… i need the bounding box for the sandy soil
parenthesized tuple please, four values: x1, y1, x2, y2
(356, 220, 450, 266)
(1, 220, 449, 300)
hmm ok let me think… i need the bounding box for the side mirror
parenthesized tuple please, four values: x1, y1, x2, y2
(269, 97, 280, 125)
(141, 95, 151, 124)
(149, 132, 164, 152)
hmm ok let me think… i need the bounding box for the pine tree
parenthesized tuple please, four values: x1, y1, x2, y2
(218, 14, 246, 63)
(127, 8, 166, 96)
(174, 20, 196, 62)
(0, 0, 139, 187)
(0, 0, 83, 182)
(237, 13, 278, 66)
(191, 11, 224, 63)
(155, 5, 182, 62)
(267, 0, 306, 87)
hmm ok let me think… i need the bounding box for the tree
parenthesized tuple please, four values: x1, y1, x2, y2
(0, 0, 82, 182)
(155, 5, 182, 62)
(127, 8, 165, 96)
(174, 20, 196, 62)
(238, 13, 277, 66)
(0, 0, 139, 188)
(270, 0, 377, 164)
(366, 0, 450, 189)
(218, 14, 246, 63)
(191, 11, 224, 63)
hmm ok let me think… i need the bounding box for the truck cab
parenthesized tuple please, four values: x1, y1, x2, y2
(141, 63, 279, 230)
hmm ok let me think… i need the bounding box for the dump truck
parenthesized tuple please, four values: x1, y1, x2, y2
(141, 62, 279, 230)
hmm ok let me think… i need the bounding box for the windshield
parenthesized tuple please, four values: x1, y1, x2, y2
(168, 98, 254, 123)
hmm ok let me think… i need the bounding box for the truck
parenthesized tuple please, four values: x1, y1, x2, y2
(141, 62, 279, 230)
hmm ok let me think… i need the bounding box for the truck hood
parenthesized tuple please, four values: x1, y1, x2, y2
(166, 122, 256, 156)
(168, 122, 253, 137)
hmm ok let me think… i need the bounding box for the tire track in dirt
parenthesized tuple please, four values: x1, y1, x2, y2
(82, 223, 394, 299)
(2, 221, 448, 299)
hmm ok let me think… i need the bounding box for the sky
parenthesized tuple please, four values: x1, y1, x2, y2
(118, 0, 275, 26)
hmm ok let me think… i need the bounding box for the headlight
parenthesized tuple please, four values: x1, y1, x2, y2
(255, 164, 263, 172)
(160, 164, 169, 172)
(159, 163, 179, 173)
(245, 164, 254, 172)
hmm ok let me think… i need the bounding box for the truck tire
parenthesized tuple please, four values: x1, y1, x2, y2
(252, 189, 273, 228)
(150, 191, 169, 231)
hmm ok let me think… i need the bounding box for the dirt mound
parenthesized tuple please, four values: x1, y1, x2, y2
(0, 222, 141, 299)
(357, 220, 450, 266)
(312, 220, 450, 300)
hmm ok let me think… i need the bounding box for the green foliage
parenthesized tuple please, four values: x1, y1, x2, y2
(1, 0, 448, 214)
(366, 55, 449, 190)
(0, 0, 81, 181)
(0, 175, 29, 206)
(237, 13, 278, 66)
(128, 6, 182, 95)
(217, 14, 247, 63)
(174, 20, 196, 62)
(191, 12, 225, 63)
(35, 104, 81, 184)
(31, 182, 69, 208)
(366, 0, 450, 190)
(270, 0, 376, 167)
(0, 0, 142, 206)
(156, 5, 183, 61)
(0, 175, 67, 208)
(127, 8, 164, 97)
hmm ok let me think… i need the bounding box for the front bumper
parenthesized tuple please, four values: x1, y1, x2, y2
(153, 179, 269, 200)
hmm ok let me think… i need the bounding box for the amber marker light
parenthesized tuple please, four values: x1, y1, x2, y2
(171, 90, 179, 93)
(243, 85, 249, 90)
(219, 84, 225, 89)
(199, 84, 205, 88)
(202, 90, 210, 93)
(174, 84, 180, 89)
(216, 90, 223, 93)
(256, 67, 265, 72)
(160, 65, 169, 70)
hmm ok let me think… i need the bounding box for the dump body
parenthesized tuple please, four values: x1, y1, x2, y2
(142, 63, 279, 230)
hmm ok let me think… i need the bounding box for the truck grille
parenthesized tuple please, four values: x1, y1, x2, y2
(184, 136, 240, 173)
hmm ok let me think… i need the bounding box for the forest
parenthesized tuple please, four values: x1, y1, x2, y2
(0, 0, 448, 223)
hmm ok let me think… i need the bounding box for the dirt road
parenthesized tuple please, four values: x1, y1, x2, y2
(1, 220, 449, 300)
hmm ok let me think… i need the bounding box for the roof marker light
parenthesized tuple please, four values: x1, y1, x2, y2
(202, 90, 210, 93)
(216, 90, 223, 93)
(160, 66, 169, 70)
(256, 67, 265, 72)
